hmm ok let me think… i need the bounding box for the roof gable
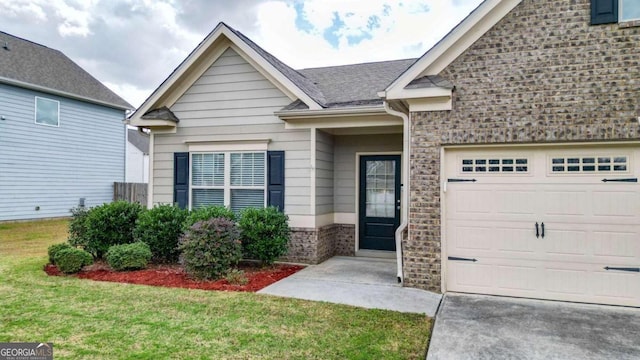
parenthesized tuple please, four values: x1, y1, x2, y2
(383, 0, 522, 100)
(129, 22, 325, 127)
(0, 31, 132, 110)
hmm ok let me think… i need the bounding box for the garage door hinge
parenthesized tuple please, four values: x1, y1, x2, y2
(604, 266, 640, 272)
(601, 178, 638, 183)
(447, 178, 477, 183)
(448, 256, 478, 262)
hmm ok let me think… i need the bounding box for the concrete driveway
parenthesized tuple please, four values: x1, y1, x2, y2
(427, 293, 640, 360)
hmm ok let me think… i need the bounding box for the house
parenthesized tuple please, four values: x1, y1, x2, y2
(129, 0, 640, 307)
(0, 31, 132, 221)
(126, 128, 150, 183)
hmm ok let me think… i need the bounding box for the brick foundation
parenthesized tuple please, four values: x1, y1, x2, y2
(282, 223, 356, 263)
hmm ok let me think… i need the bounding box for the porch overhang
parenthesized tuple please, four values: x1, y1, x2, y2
(275, 105, 403, 132)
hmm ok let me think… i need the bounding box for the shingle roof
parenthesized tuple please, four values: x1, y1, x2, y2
(128, 129, 149, 154)
(298, 59, 417, 107)
(141, 106, 179, 122)
(229, 24, 417, 109)
(0, 31, 132, 110)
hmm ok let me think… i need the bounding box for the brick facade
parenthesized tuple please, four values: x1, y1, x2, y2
(405, 0, 640, 291)
(284, 224, 355, 263)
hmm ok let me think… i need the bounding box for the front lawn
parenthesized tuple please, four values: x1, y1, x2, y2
(0, 219, 431, 359)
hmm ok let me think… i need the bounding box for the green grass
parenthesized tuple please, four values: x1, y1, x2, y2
(0, 219, 431, 359)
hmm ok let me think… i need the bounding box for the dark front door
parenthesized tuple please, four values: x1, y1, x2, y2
(359, 155, 401, 251)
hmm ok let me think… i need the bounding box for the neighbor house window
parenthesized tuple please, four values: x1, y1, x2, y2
(621, 0, 640, 21)
(35, 97, 59, 126)
(191, 152, 266, 212)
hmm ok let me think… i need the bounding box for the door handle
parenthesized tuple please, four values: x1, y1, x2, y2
(535, 222, 539, 238)
(541, 222, 545, 239)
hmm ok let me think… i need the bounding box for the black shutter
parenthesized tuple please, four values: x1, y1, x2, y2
(267, 151, 285, 211)
(591, 0, 618, 25)
(173, 152, 189, 209)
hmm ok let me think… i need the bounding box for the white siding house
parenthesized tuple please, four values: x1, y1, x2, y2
(0, 31, 132, 221)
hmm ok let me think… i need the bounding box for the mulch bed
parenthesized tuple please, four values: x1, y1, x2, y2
(44, 262, 304, 292)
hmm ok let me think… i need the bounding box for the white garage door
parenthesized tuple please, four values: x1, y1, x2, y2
(444, 145, 640, 307)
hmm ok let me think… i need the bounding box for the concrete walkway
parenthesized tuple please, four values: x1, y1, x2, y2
(258, 256, 442, 315)
(427, 293, 640, 360)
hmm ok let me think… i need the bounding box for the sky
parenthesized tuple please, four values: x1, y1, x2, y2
(0, 0, 483, 108)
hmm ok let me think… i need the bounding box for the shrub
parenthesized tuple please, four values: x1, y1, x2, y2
(68, 206, 91, 248)
(106, 242, 152, 271)
(84, 201, 144, 258)
(184, 205, 236, 230)
(134, 204, 187, 263)
(238, 207, 290, 265)
(54, 248, 93, 274)
(225, 269, 248, 286)
(179, 218, 242, 280)
(48, 242, 72, 264)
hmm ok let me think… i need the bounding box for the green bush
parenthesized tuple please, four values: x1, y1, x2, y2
(225, 269, 248, 285)
(68, 206, 91, 248)
(238, 207, 290, 265)
(184, 205, 236, 231)
(48, 242, 72, 264)
(54, 248, 93, 274)
(179, 218, 242, 280)
(106, 242, 152, 271)
(133, 204, 187, 263)
(84, 201, 144, 258)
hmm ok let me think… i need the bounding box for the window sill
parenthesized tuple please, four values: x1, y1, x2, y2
(619, 20, 640, 28)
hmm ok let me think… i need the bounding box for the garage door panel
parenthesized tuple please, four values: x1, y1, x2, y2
(495, 190, 537, 215)
(445, 146, 640, 307)
(496, 265, 538, 291)
(592, 271, 640, 300)
(545, 229, 587, 256)
(593, 231, 637, 259)
(496, 227, 536, 253)
(544, 268, 589, 295)
(592, 190, 638, 217)
(542, 191, 588, 216)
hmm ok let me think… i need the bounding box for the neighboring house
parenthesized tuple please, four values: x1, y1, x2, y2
(126, 128, 150, 183)
(129, 0, 640, 307)
(0, 31, 132, 221)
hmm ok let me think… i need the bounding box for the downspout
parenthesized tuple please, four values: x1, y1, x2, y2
(383, 100, 409, 283)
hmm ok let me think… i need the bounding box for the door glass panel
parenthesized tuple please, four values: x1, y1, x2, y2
(365, 160, 395, 218)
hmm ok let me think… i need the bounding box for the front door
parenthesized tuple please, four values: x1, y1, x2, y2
(359, 155, 401, 251)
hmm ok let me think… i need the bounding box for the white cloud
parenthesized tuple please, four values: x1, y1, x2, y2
(0, 0, 48, 22)
(252, 0, 482, 69)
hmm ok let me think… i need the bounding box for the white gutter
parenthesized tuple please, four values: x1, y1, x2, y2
(275, 105, 385, 119)
(383, 100, 409, 283)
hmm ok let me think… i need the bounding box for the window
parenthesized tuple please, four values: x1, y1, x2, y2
(35, 97, 59, 126)
(550, 155, 629, 173)
(461, 158, 529, 173)
(621, 0, 640, 21)
(191, 152, 266, 212)
(591, 0, 640, 24)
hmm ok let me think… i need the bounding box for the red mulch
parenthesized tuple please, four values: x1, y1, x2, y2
(44, 262, 304, 292)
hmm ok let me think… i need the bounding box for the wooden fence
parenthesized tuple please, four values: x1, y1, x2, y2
(113, 182, 148, 206)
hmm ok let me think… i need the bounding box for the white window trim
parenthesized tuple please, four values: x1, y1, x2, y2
(34, 96, 60, 127)
(189, 151, 267, 211)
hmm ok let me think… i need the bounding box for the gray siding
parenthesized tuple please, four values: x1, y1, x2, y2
(315, 130, 334, 215)
(333, 134, 402, 214)
(0, 83, 126, 221)
(153, 48, 311, 216)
